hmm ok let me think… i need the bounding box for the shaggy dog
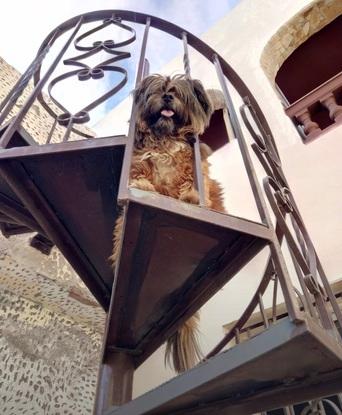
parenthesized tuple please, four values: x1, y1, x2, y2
(112, 74, 225, 373)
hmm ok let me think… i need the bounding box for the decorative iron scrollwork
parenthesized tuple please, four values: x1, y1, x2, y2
(39, 15, 136, 139)
(300, 398, 342, 415)
(240, 97, 342, 335)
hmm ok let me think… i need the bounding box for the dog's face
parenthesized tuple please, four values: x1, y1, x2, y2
(134, 75, 213, 140)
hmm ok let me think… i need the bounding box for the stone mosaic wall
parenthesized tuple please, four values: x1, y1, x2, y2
(0, 237, 105, 414)
(0, 232, 106, 414)
(261, 0, 342, 82)
(0, 58, 104, 413)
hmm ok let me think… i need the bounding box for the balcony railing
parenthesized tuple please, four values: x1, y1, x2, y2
(285, 71, 342, 142)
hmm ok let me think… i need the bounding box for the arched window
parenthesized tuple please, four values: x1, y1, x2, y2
(276, 15, 342, 142)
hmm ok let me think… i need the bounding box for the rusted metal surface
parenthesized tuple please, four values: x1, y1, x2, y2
(0, 136, 126, 308)
(182, 32, 206, 207)
(104, 192, 269, 367)
(104, 317, 342, 415)
(94, 351, 134, 414)
(117, 16, 150, 203)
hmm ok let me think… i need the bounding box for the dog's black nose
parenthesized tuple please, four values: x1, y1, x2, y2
(163, 93, 173, 103)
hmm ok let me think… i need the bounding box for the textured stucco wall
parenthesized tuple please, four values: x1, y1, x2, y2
(0, 235, 105, 414)
(0, 58, 105, 413)
(0, 289, 101, 414)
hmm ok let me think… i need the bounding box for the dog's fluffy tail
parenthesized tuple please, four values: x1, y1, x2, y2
(165, 312, 202, 373)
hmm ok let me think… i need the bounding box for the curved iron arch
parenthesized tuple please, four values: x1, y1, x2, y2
(32, 10, 274, 140)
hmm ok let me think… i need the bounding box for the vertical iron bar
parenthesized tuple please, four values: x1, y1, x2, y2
(182, 32, 206, 207)
(117, 17, 150, 203)
(234, 328, 241, 344)
(272, 275, 278, 323)
(93, 351, 134, 414)
(0, 17, 83, 149)
(213, 54, 270, 225)
(62, 119, 73, 143)
(316, 255, 342, 332)
(291, 215, 317, 279)
(284, 405, 296, 415)
(337, 393, 342, 408)
(289, 248, 316, 318)
(182, 32, 191, 79)
(192, 137, 206, 207)
(142, 58, 150, 78)
(318, 400, 327, 415)
(135, 18, 151, 88)
(258, 293, 269, 328)
(94, 206, 132, 414)
(294, 287, 309, 314)
(213, 54, 302, 323)
(46, 118, 58, 144)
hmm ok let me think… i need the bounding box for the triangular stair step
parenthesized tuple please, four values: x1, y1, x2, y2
(106, 188, 271, 365)
(0, 134, 126, 308)
(105, 317, 342, 415)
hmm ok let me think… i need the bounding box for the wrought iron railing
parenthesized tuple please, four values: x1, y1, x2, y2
(266, 394, 342, 415)
(0, 10, 341, 413)
(1, 7, 341, 356)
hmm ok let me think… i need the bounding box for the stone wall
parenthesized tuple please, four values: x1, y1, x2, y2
(0, 58, 104, 413)
(261, 0, 342, 82)
(0, 237, 105, 415)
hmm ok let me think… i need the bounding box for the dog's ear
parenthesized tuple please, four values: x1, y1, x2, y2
(192, 79, 213, 117)
(133, 75, 162, 105)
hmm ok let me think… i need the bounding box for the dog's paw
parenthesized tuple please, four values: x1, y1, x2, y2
(179, 189, 200, 205)
(130, 178, 156, 192)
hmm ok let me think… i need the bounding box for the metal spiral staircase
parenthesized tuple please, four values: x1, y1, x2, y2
(0, 11, 341, 415)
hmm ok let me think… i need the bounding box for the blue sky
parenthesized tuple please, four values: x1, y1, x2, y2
(0, 0, 240, 123)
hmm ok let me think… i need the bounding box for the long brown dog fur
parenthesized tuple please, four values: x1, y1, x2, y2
(111, 74, 225, 373)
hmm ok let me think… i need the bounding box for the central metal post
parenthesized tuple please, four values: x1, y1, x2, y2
(93, 351, 134, 414)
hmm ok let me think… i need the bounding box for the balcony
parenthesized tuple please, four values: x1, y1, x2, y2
(285, 71, 342, 142)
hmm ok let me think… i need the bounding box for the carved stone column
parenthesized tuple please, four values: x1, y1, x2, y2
(296, 109, 321, 137)
(321, 93, 342, 123)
